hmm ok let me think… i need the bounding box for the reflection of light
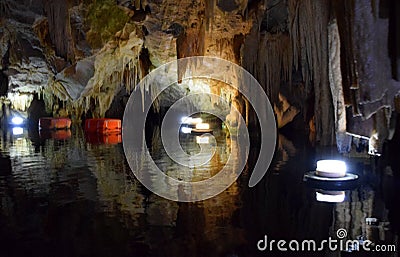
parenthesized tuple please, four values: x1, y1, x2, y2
(366, 217, 378, 225)
(196, 136, 210, 144)
(12, 127, 24, 135)
(181, 127, 192, 134)
(316, 160, 347, 178)
(195, 123, 210, 130)
(316, 191, 345, 203)
(181, 117, 203, 124)
(12, 116, 24, 125)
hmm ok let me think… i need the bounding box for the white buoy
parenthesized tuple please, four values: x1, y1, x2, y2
(316, 160, 347, 178)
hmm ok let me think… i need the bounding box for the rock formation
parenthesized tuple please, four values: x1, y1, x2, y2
(1, 0, 399, 154)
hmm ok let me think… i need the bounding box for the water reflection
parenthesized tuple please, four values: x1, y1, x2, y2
(315, 190, 346, 203)
(0, 125, 398, 257)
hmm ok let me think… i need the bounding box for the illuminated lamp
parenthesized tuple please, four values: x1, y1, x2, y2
(181, 127, 192, 134)
(316, 160, 347, 178)
(195, 123, 210, 130)
(11, 116, 24, 126)
(181, 117, 203, 125)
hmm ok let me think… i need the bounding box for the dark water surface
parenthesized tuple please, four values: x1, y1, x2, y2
(0, 126, 399, 257)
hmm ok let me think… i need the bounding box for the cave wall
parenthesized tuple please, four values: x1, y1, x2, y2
(1, 0, 399, 152)
(333, 0, 400, 154)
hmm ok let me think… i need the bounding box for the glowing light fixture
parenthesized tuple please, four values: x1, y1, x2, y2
(11, 116, 24, 125)
(181, 127, 192, 134)
(196, 136, 210, 144)
(316, 160, 347, 178)
(12, 127, 24, 136)
(195, 123, 210, 130)
(316, 191, 345, 203)
(181, 117, 203, 124)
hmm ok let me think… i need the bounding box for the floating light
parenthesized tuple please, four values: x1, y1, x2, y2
(11, 116, 24, 125)
(196, 136, 210, 144)
(181, 117, 202, 125)
(316, 160, 347, 178)
(12, 127, 24, 136)
(181, 126, 192, 134)
(195, 123, 210, 130)
(316, 190, 345, 203)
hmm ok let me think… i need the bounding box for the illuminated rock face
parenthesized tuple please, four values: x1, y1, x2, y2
(1, 0, 400, 151)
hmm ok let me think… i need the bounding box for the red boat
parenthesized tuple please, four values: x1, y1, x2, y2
(84, 118, 121, 134)
(39, 117, 72, 130)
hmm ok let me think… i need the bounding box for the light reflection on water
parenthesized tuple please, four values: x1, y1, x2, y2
(0, 126, 399, 257)
(148, 126, 232, 183)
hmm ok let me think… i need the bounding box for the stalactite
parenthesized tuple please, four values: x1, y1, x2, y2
(44, 0, 74, 61)
(43, 85, 54, 114)
(328, 19, 346, 133)
(287, 0, 334, 145)
(242, 29, 292, 106)
(82, 30, 142, 117)
(135, 0, 141, 10)
(269, 34, 292, 103)
(45, 23, 144, 119)
(205, 0, 216, 32)
(214, 38, 236, 62)
(0, 0, 11, 18)
(7, 92, 33, 112)
(288, 0, 314, 92)
(328, 19, 345, 129)
(329, 18, 351, 153)
(332, 0, 359, 110)
(177, 20, 206, 82)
